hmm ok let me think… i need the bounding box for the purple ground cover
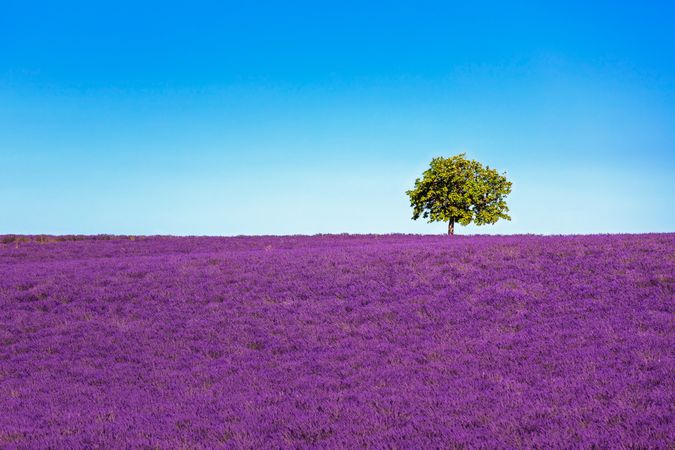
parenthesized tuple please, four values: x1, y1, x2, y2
(0, 234, 673, 448)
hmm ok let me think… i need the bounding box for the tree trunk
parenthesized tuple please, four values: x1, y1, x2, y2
(448, 220, 455, 235)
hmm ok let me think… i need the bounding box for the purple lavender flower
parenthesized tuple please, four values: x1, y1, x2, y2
(0, 234, 673, 448)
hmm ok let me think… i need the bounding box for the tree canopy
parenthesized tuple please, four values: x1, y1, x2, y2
(406, 154, 512, 234)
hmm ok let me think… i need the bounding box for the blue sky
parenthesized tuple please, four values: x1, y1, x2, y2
(1, 1, 673, 235)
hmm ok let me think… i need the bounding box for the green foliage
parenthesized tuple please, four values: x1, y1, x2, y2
(406, 154, 512, 232)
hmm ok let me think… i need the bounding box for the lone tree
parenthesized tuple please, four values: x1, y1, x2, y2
(406, 154, 512, 235)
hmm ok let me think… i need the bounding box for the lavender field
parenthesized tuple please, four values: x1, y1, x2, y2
(1, 234, 673, 448)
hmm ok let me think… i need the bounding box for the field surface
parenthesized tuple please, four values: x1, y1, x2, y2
(0, 234, 673, 448)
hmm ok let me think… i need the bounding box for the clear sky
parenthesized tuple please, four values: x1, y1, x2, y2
(1, 1, 674, 235)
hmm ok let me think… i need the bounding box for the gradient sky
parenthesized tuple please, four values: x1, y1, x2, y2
(1, 1, 674, 235)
